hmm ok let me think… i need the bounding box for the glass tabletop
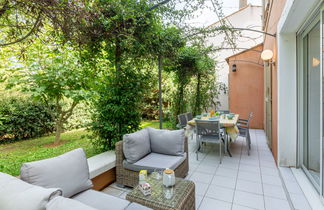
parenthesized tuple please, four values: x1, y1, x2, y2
(126, 176, 194, 209)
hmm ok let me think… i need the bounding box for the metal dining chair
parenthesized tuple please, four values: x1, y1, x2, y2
(218, 110, 230, 114)
(237, 112, 253, 155)
(195, 119, 223, 163)
(185, 112, 193, 121)
(177, 113, 187, 129)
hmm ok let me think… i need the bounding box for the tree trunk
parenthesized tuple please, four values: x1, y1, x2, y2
(179, 83, 185, 114)
(114, 35, 123, 146)
(54, 119, 63, 144)
(115, 36, 122, 73)
(194, 73, 201, 115)
(158, 55, 163, 129)
(54, 100, 78, 145)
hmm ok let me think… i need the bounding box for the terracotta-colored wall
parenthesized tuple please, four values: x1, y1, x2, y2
(228, 44, 264, 129)
(263, 0, 287, 163)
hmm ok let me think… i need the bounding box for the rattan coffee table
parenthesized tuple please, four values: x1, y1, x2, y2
(126, 176, 195, 210)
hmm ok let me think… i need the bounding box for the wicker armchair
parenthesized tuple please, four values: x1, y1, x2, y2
(115, 137, 189, 188)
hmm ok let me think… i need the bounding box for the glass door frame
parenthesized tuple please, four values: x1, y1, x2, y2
(297, 5, 323, 196)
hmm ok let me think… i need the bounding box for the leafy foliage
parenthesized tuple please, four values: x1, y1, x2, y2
(163, 44, 224, 126)
(87, 0, 178, 150)
(5, 41, 93, 143)
(164, 46, 201, 125)
(0, 96, 56, 142)
(65, 102, 92, 130)
(191, 47, 217, 115)
(0, 0, 95, 46)
(91, 66, 151, 151)
(0, 0, 234, 151)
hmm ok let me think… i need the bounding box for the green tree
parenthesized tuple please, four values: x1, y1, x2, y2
(6, 43, 92, 144)
(192, 47, 216, 115)
(164, 46, 201, 125)
(86, 0, 161, 150)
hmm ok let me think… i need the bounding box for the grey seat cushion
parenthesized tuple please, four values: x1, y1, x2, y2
(20, 148, 93, 198)
(46, 196, 96, 210)
(123, 128, 151, 163)
(125, 203, 152, 210)
(0, 172, 62, 210)
(147, 127, 185, 156)
(123, 152, 187, 173)
(72, 189, 130, 210)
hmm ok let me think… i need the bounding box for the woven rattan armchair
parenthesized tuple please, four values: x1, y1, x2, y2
(115, 137, 189, 188)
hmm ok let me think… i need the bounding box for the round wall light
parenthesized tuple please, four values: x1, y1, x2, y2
(261, 49, 274, 61)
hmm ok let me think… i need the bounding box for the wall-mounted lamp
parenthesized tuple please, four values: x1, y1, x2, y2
(232, 64, 237, 72)
(261, 49, 275, 66)
(312, 57, 320, 67)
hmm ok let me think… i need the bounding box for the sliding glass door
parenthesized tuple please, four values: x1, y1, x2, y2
(298, 13, 322, 192)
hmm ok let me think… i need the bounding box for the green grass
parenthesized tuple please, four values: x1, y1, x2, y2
(140, 120, 173, 129)
(0, 129, 98, 176)
(0, 120, 173, 176)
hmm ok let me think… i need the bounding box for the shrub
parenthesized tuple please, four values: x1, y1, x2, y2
(90, 67, 151, 151)
(65, 102, 92, 130)
(0, 97, 56, 143)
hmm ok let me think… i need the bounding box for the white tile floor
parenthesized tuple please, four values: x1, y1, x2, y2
(279, 167, 313, 210)
(102, 129, 312, 210)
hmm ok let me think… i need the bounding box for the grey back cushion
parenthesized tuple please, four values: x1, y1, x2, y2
(0, 172, 62, 210)
(123, 128, 151, 163)
(46, 196, 97, 210)
(20, 148, 93, 198)
(147, 127, 185, 156)
(72, 189, 130, 210)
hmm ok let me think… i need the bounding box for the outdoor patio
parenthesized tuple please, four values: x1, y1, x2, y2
(102, 129, 312, 210)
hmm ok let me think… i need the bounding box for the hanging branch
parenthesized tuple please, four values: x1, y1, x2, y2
(148, 0, 172, 11)
(0, 12, 42, 47)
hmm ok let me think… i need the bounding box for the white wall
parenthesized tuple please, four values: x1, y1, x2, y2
(206, 5, 263, 110)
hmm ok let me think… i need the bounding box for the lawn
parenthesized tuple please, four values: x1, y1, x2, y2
(0, 120, 173, 176)
(0, 129, 98, 176)
(140, 120, 173, 129)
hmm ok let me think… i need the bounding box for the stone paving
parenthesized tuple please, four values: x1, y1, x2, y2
(103, 129, 312, 210)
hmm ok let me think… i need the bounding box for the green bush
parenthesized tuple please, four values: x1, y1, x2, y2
(65, 102, 92, 130)
(0, 97, 56, 142)
(90, 67, 151, 151)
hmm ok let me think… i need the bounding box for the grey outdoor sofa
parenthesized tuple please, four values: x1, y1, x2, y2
(0, 148, 151, 210)
(116, 127, 189, 187)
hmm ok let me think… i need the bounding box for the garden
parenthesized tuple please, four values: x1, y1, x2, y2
(0, 0, 234, 176)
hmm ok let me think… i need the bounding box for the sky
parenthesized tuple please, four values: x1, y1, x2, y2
(188, 0, 262, 27)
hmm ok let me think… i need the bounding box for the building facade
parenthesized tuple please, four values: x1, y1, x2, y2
(263, 0, 324, 206)
(207, 4, 263, 110)
(226, 44, 264, 129)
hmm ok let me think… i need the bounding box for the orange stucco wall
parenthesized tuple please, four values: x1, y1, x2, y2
(263, 0, 287, 163)
(228, 44, 264, 129)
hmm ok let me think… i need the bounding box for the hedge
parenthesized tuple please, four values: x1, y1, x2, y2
(0, 97, 56, 142)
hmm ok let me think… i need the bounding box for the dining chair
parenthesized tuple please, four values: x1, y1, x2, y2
(195, 119, 223, 163)
(185, 112, 195, 138)
(237, 112, 253, 155)
(177, 113, 187, 129)
(185, 112, 193, 121)
(218, 110, 230, 114)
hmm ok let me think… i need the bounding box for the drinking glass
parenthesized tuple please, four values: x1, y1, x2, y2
(152, 168, 162, 180)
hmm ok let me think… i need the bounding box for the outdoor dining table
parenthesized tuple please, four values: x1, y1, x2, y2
(186, 114, 240, 157)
